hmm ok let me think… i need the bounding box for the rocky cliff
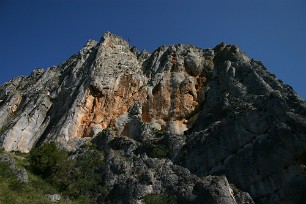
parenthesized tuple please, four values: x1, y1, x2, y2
(0, 32, 305, 203)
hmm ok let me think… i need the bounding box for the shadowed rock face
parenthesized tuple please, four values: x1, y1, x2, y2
(175, 45, 306, 203)
(88, 130, 253, 204)
(0, 32, 305, 203)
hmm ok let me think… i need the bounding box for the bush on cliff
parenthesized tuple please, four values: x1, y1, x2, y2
(0, 152, 62, 203)
(28, 141, 73, 190)
(28, 141, 70, 178)
(66, 149, 106, 199)
(28, 141, 107, 201)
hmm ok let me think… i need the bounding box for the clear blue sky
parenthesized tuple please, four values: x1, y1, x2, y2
(0, 0, 305, 99)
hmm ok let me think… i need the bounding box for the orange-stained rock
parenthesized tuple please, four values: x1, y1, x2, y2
(74, 75, 147, 138)
(0, 32, 213, 151)
(57, 34, 212, 139)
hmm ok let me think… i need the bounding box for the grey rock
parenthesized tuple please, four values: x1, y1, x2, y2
(193, 175, 237, 204)
(176, 44, 306, 203)
(92, 133, 250, 204)
(234, 192, 255, 204)
(0, 153, 16, 167)
(47, 194, 61, 203)
(1, 32, 305, 203)
(15, 168, 28, 183)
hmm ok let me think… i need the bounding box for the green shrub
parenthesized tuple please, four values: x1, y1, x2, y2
(28, 141, 72, 178)
(28, 141, 74, 191)
(0, 161, 12, 178)
(136, 142, 169, 159)
(28, 141, 108, 202)
(66, 149, 106, 198)
(144, 193, 178, 204)
(1, 152, 71, 203)
(74, 195, 96, 204)
(152, 144, 168, 158)
(8, 179, 25, 191)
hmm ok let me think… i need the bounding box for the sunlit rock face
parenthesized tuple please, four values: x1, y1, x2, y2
(141, 44, 213, 135)
(0, 32, 214, 151)
(0, 32, 306, 203)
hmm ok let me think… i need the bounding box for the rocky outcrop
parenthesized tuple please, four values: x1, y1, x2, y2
(175, 44, 306, 203)
(0, 32, 305, 203)
(46, 194, 61, 203)
(80, 130, 254, 204)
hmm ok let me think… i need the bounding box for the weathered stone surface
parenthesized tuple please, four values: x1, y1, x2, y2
(46, 194, 61, 203)
(15, 168, 29, 183)
(0, 32, 212, 152)
(88, 131, 250, 204)
(175, 43, 306, 203)
(0, 32, 305, 203)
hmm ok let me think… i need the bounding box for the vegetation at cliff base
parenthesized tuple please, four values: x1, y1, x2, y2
(28, 141, 71, 180)
(28, 141, 106, 202)
(144, 193, 178, 204)
(0, 152, 65, 203)
(0, 141, 108, 203)
(0, 129, 185, 204)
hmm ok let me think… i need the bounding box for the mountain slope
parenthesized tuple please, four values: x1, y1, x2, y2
(0, 32, 305, 203)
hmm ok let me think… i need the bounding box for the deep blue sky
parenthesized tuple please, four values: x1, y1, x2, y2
(0, 0, 305, 99)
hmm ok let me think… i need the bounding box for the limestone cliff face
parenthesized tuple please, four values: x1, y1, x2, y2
(141, 44, 212, 134)
(0, 32, 305, 203)
(0, 32, 214, 151)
